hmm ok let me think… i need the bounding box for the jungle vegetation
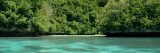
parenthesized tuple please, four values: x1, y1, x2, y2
(0, 0, 160, 35)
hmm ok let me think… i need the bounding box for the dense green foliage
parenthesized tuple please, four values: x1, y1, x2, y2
(0, 0, 160, 35)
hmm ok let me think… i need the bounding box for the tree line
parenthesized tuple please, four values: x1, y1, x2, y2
(0, 0, 160, 35)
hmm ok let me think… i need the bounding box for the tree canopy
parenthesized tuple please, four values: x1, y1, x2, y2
(0, 0, 160, 36)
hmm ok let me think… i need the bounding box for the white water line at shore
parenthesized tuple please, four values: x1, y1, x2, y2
(42, 35, 106, 37)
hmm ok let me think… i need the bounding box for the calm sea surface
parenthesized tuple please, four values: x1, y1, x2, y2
(0, 37, 160, 53)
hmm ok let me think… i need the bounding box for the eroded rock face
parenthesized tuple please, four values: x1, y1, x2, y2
(106, 32, 160, 37)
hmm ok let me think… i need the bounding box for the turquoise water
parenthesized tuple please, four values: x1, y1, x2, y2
(0, 37, 160, 53)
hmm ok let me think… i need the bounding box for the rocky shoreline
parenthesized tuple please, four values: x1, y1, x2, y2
(106, 32, 160, 37)
(1, 31, 160, 37)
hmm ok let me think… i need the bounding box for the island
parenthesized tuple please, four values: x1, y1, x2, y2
(0, 0, 160, 37)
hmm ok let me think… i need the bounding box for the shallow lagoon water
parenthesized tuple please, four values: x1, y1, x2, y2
(0, 37, 160, 53)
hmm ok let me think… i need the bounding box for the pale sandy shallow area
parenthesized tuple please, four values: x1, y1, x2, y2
(0, 37, 160, 53)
